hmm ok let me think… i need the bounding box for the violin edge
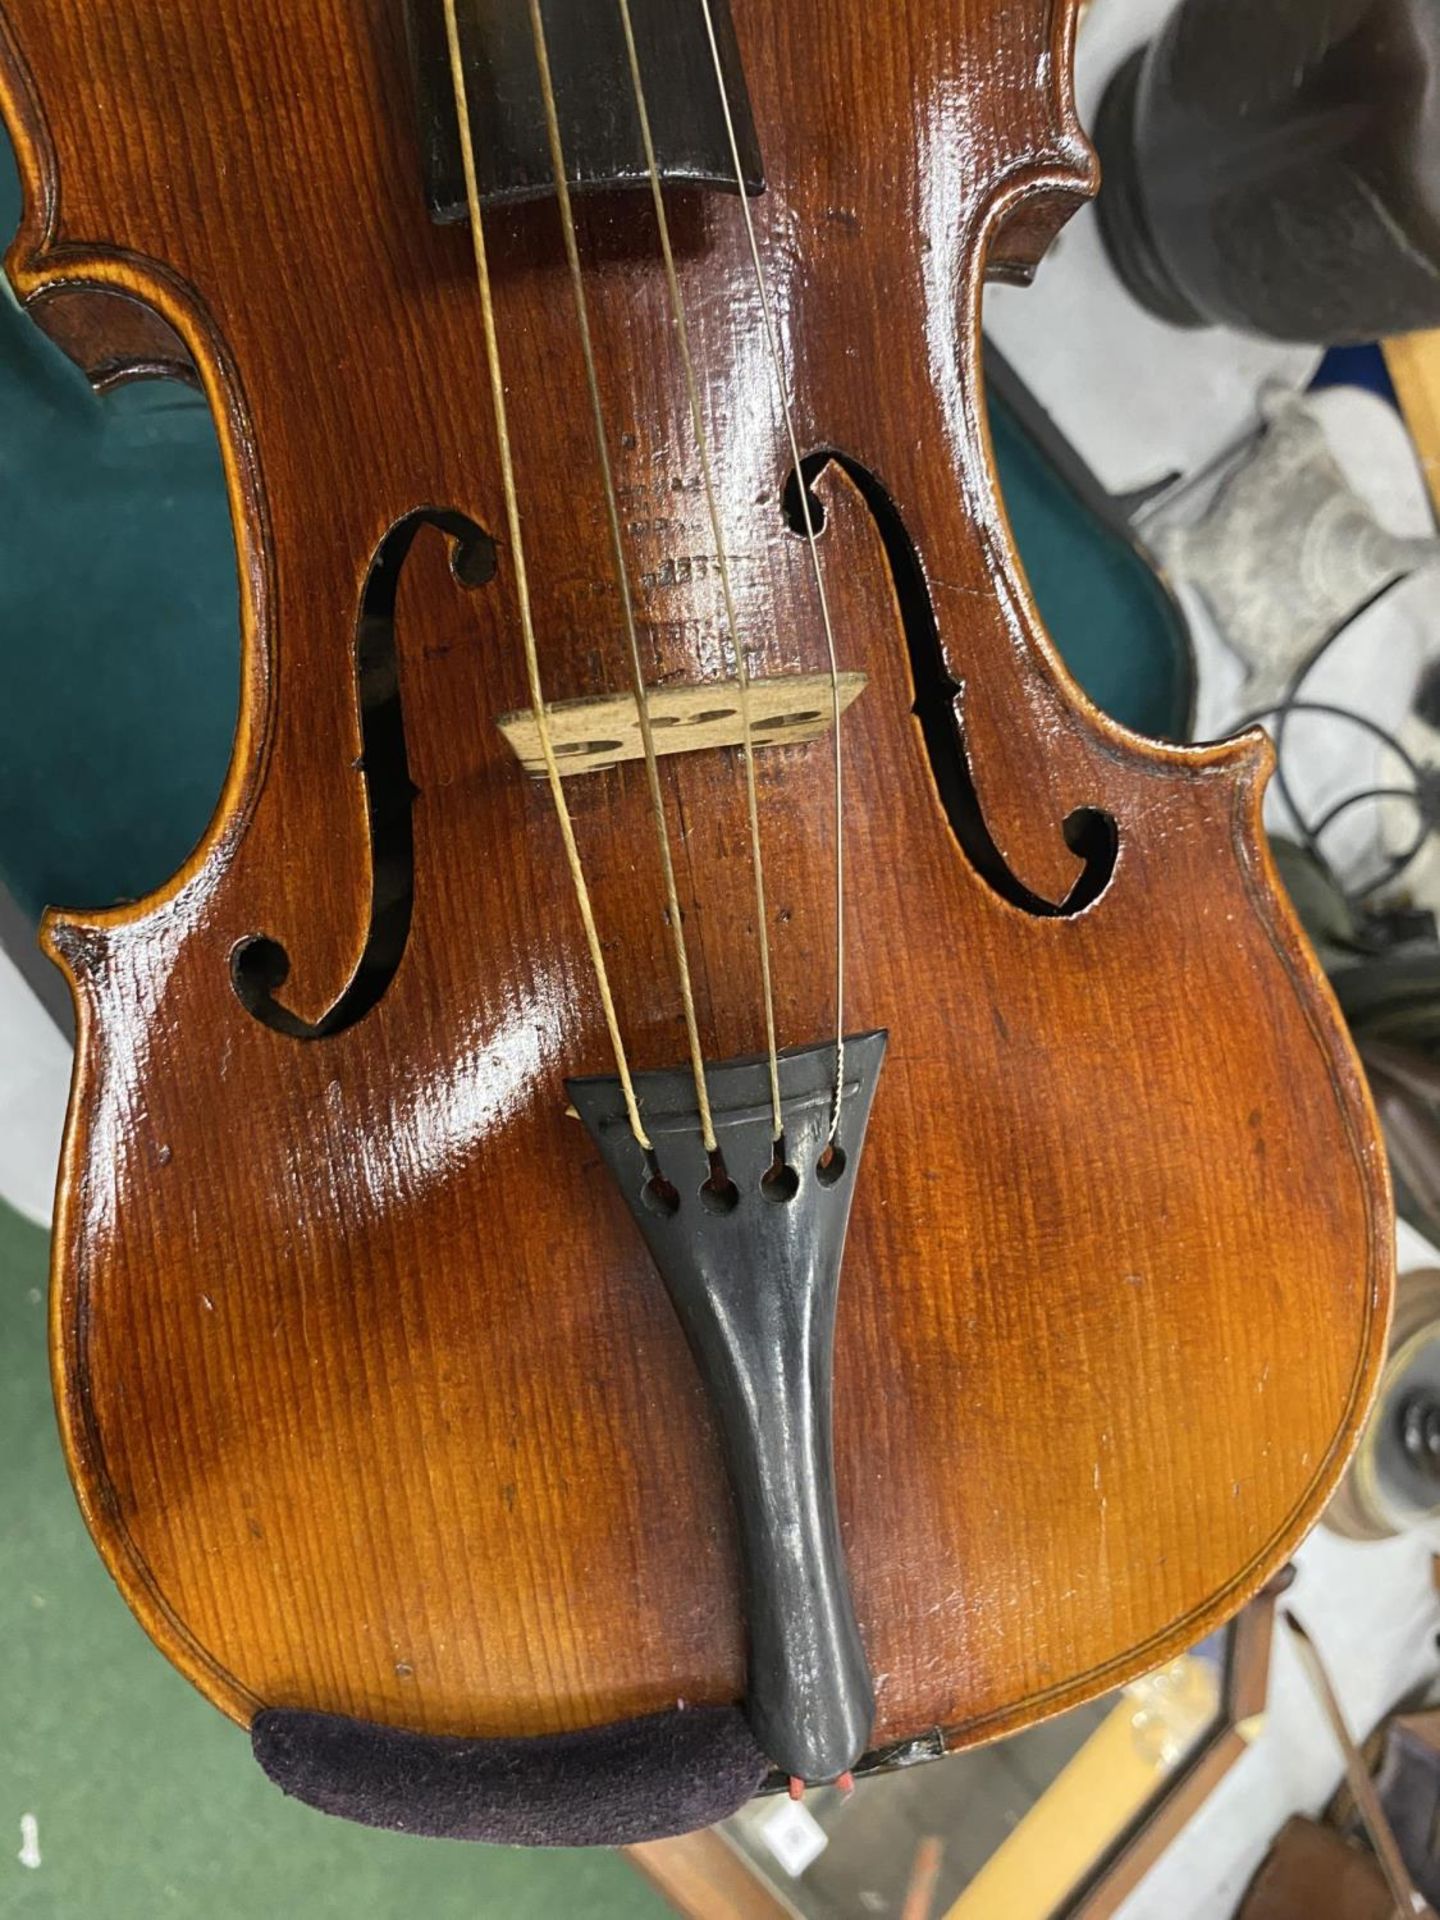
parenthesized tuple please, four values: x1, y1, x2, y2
(0, 14, 194, 387)
(983, 0, 1098, 285)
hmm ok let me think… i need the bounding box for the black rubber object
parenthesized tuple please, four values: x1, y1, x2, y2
(1094, 0, 1440, 344)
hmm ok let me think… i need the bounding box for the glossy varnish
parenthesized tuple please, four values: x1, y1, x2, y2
(0, 0, 1393, 1756)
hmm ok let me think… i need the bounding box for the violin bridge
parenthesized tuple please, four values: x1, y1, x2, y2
(496, 671, 867, 779)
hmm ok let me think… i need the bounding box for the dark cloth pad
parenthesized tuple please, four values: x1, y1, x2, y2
(252, 1703, 767, 1847)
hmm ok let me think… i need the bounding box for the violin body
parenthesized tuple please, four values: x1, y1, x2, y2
(0, 0, 1390, 1815)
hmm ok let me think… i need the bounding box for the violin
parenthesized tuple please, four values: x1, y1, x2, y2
(0, 0, 1392, 1846)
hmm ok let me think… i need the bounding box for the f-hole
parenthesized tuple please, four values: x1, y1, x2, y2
(783, 453, 1117, 917)
(231, 508, 496, 1039)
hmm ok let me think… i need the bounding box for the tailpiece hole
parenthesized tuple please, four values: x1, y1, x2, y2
(643, 1156, 681, 1218)
(762, 1139, 800, 1203)
(701, 1150, 741, 1214)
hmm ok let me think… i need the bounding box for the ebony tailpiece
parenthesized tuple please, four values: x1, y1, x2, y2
(569, 1031, 888, 1785)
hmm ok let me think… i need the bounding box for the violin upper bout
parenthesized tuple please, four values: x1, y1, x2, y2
(986, 176, 1096, 286)
(982, 0, 1099, 284)
(0, 5, 199, 388)
(20, 281, 197, 389)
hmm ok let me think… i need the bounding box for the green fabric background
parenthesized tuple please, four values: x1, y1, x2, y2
(985, 387, 1192, 743)
(0, 145, 239, 926)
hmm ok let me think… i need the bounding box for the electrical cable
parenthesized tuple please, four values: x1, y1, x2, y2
(1230, 572, 1437, 909)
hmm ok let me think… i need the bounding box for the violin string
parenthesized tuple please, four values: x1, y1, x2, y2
(522, 0, 719, 1155)
(614, 0, 785, 1146)
(695, 0, 848, 1145)
(440, 0, 653, 1152)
